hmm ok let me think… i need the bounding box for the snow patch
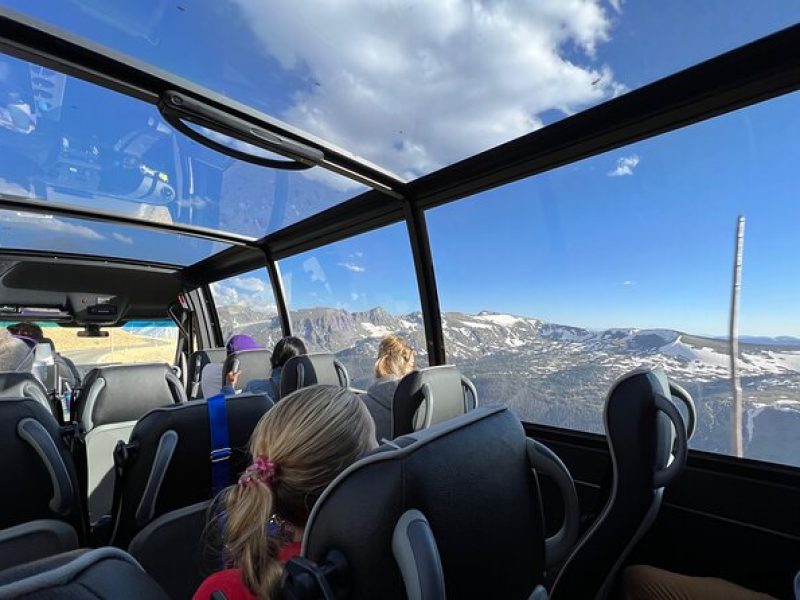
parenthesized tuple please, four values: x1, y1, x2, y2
(474, 314, 524, 327)
(659, 336, 729, 368)
(360, 323, 392, 338)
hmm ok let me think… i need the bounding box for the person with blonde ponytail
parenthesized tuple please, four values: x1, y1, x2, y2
(193, 385, 376, 600)
(362, 335, 416, 442)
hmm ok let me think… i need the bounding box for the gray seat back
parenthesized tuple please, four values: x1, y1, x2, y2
(0, 371, 55, 418)
(110, 393, 273, 547)
(550, 367, 693, 600)
(76, 364, 186, 522)
(0, 397, 87, 558)
(187, 347, 226, 399)
(0, 520, 79, 572)
(222, 349, 271, 392)
(294, 407, 550, 600)
(128, 501, 213, 600)
(391, 365, 478, 438)
(0, 547, 169, 600)
(280, 353, 349, 399)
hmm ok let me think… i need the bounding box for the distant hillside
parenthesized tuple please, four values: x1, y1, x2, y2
(216, 304, 800, 467)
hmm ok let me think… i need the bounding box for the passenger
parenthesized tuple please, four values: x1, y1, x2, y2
(7, 321, 43, 341)
(193, 385, 376, 600)
(0, 328, 33, 372)
(7, 322, 82, 386)
(219, 334, 262, 395)
(251, 336, 307, 400)
(362, 335, 416, 442)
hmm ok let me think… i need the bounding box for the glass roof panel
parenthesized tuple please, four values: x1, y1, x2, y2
(0, 49, 360, 254)
(0, 208, 230, 265)
(2, 1, 797, 182)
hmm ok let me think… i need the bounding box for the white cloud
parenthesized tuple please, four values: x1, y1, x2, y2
(303, 256, 332, 294)
(0, 178, 33, 197)
(233, 0, 623, 182)
(337, 261, 366, 273)
(609, 0, 624, 14)
(608, 154, 640, 177)
(623, 280, 635, 286)
(210, 281, 240, 306)
(0, 211, 106, 240)
(351, 292, 361, 301)
(112, 232, 133, 244)
(232, 276, 266, 293)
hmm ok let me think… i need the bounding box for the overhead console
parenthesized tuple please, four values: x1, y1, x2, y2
(67, 293, 128, 326)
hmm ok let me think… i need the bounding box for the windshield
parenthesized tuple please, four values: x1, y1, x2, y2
(4, 1, 798, 182)
(1, 320, 178, 369)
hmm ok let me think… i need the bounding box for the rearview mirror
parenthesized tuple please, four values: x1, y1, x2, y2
(77, 325, 109, 338)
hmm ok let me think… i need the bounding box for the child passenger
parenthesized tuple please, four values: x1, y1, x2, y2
(362, 335, 416, 442)
(193, 385, 376, 600)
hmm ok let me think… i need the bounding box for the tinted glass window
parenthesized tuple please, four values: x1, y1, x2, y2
(427, 91, 800, 467)
(8, 1, 798, 178)
(210, 267, 282, 351)
(0, 49, 358, 255)
(278, 223, 425, 389)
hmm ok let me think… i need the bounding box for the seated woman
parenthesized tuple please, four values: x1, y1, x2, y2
(193, 384, 376, 600)
(363, 335, 415, 442)
(249, 336, 307, 400)
(219, 334, 263, 396)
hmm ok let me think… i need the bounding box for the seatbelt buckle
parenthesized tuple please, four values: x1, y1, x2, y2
(210, 447, 232, 463)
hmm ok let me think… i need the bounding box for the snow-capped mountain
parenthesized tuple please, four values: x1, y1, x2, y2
(218, 305, 800, 466)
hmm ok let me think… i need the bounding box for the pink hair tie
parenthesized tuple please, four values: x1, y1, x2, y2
(238, 455, 280, 488)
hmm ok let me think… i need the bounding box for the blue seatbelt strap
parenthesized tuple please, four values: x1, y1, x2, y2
(207, 393, 231, 495)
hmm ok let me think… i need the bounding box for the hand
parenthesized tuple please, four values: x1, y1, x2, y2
(227, 371, 240, 387)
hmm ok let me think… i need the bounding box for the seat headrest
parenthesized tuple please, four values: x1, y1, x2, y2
(222, 349, 271, 389)
(79, 363, 185, 430)
(605, 367, 687, 484)
(391, 365, 477, 438)
(0, 547, 169, 600)
(301, 407, 546, 600)
(280, 353, 349, 399)
(111, 393, 273, 547)
(549, 367, 691, 600)
(190, 348, 227, 371)
(0, 398, 86, 539)
(0, 371, 51, 413)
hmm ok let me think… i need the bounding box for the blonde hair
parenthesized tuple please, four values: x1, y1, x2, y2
(220, 385, 376, 598)
(374, 335, 415, 379)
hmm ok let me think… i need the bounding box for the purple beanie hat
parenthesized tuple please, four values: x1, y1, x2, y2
(226, 334, 262, 354)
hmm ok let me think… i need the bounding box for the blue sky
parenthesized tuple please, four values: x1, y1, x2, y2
(2, 1, 800, 335)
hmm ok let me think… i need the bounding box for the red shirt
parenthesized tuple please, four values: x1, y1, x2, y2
(192, 542, 302, 600)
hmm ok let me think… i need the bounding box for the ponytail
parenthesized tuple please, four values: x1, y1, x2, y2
(216, 385, 376, 599)
(222, 466, 282, 598)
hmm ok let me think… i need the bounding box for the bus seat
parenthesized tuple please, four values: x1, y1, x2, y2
(280, 353, 349, 399)
(128, 500, 214, 600)
(222, 349, 271, 394)
(0, 547, 169, 600)
(0, 520, 79, 572)
(391, 365, 478, 438)
(187, 347, 226, 399)
(109, 393, 273, 548)
(284, 406, 579, 600)
(0, 398, 88, 567)
(76, 364, 186, 523)
(0, 371, 56, 418)
(550, 367, 693, 600)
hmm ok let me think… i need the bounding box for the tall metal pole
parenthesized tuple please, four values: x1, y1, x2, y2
(729, 216, 745, 458)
